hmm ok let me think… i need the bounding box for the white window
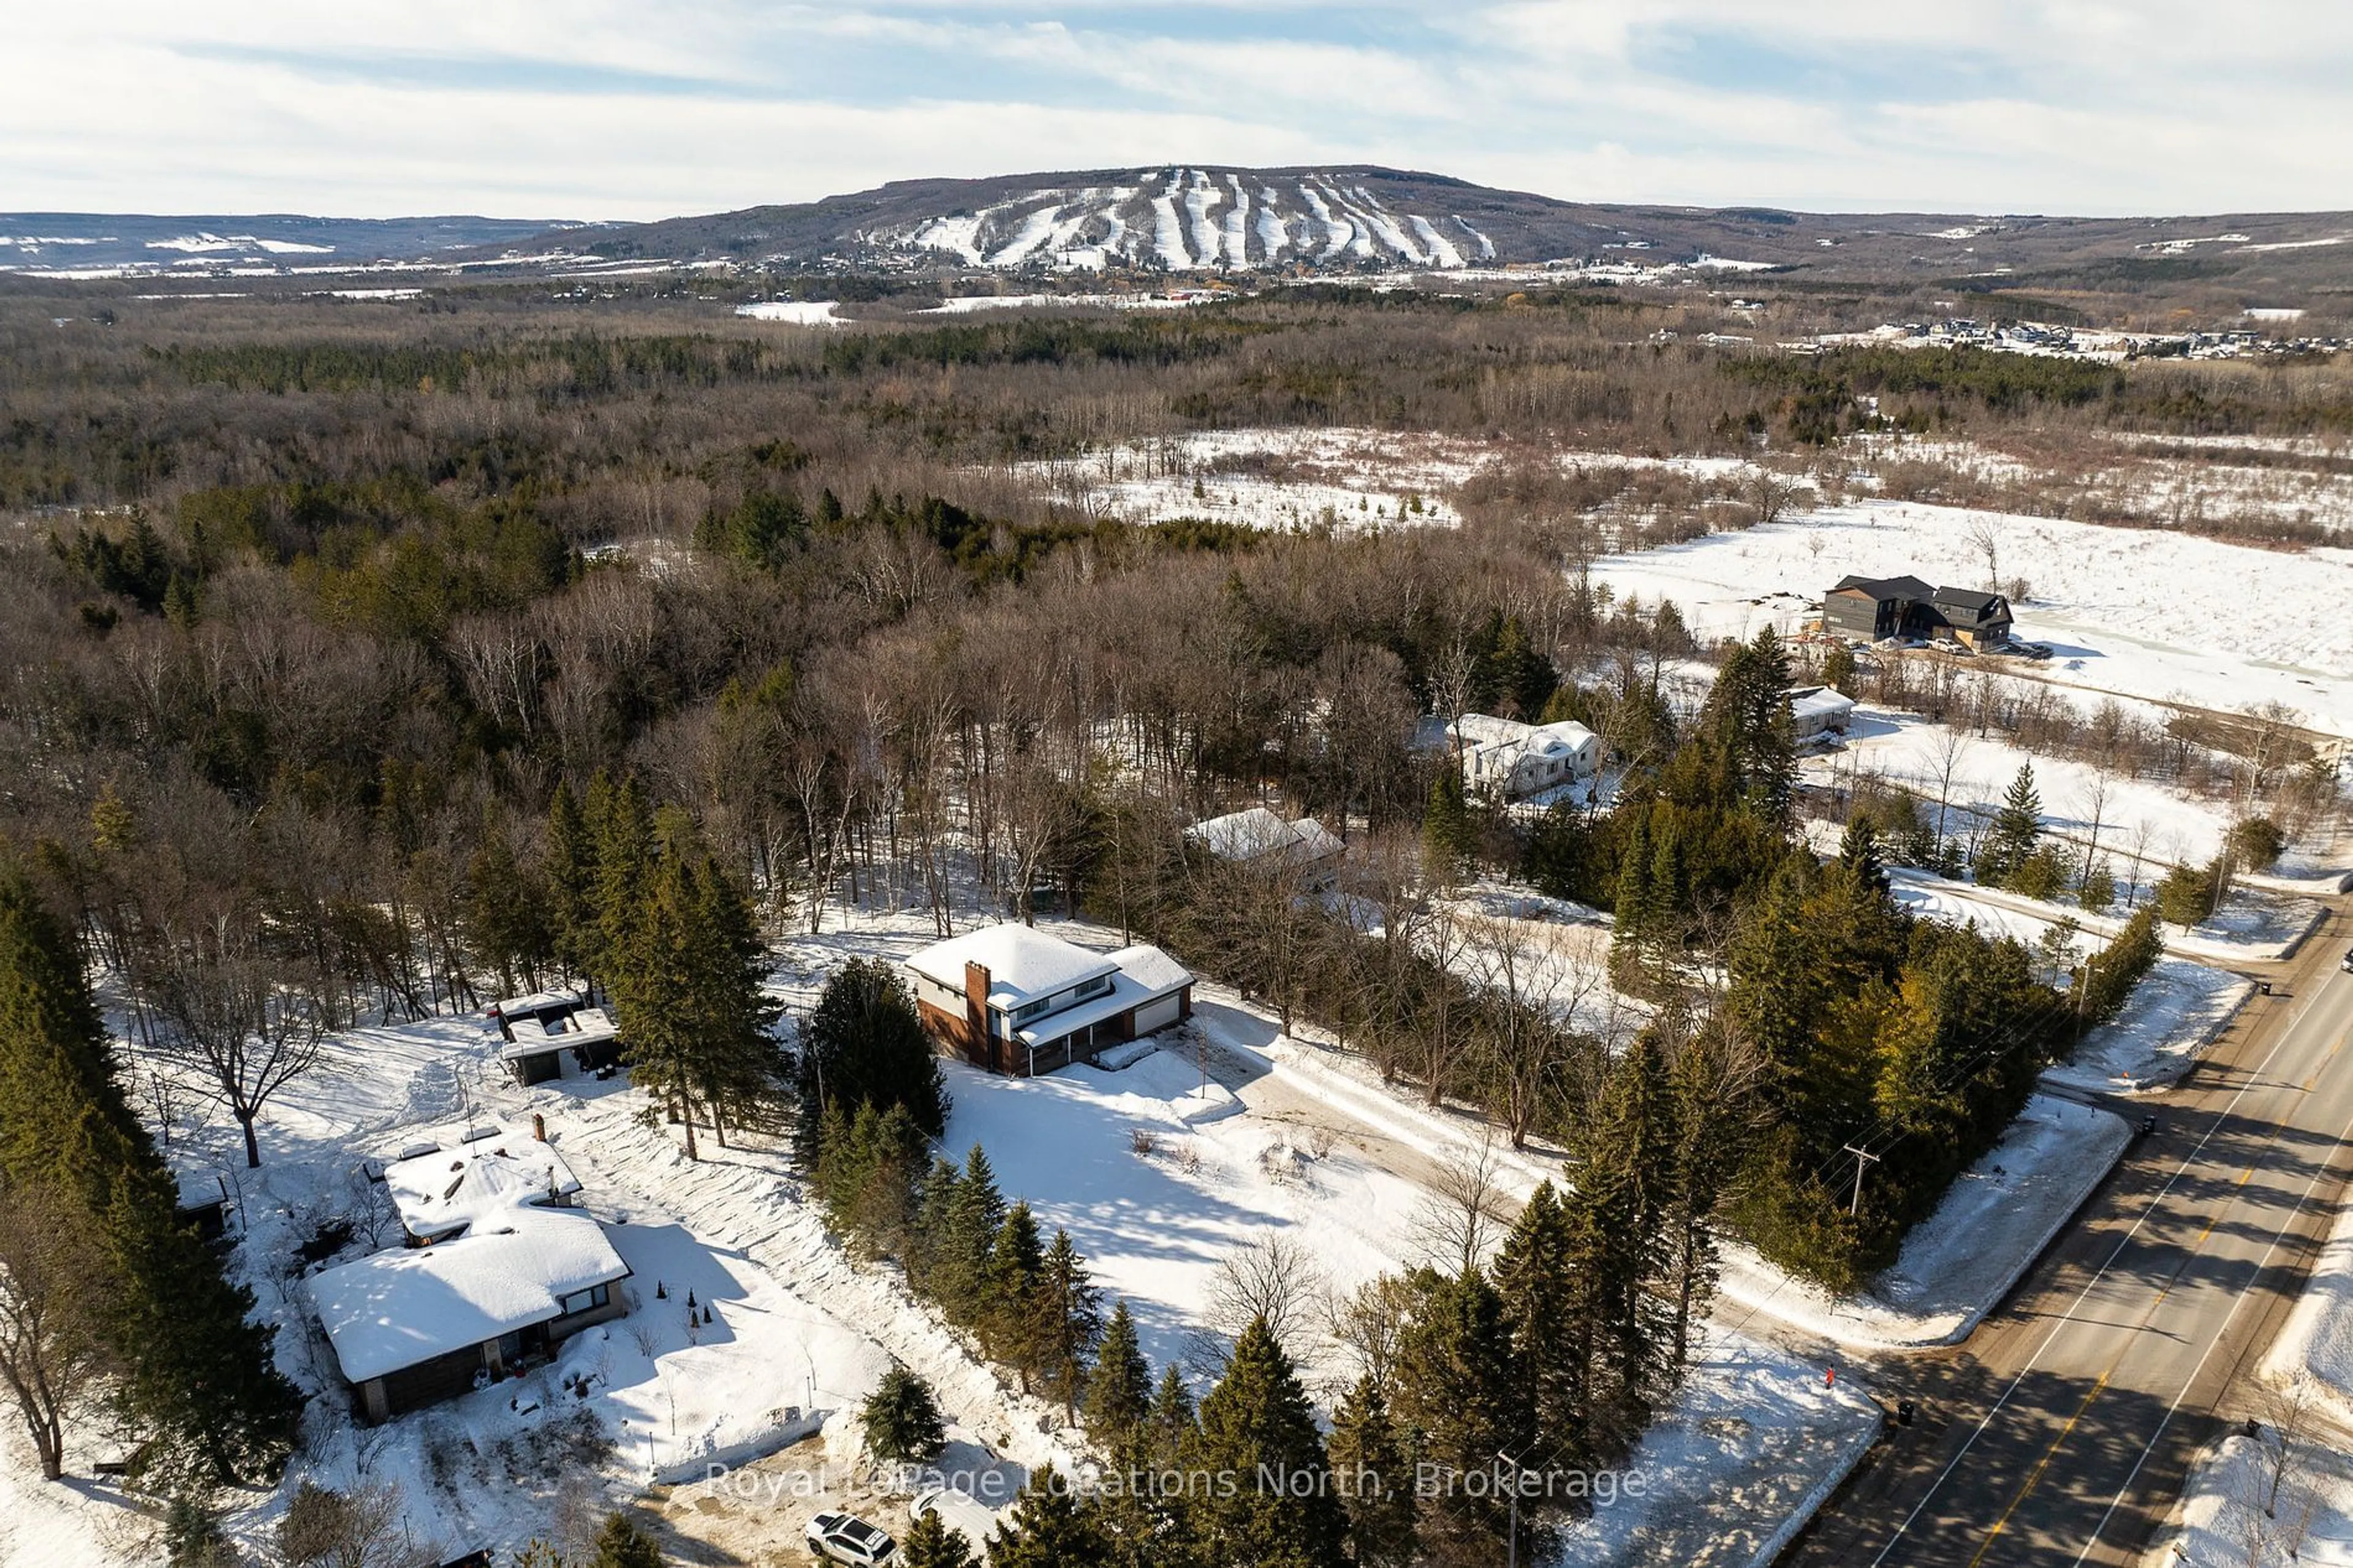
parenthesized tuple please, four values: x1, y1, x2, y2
(558, 1282, 610, 1317)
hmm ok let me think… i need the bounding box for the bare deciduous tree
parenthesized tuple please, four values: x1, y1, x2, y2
(0, 1182, 113, 1482)
(1207, 1233, 1330, 1367)
(145, 912, 328, 1168)
(1409, 1133, 1514, 1278)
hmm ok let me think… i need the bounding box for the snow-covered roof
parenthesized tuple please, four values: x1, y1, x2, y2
(1109, 944, 1192, 994)
(383, 1129, 583, 1242)
(490, 990, 585, 1017)
(1188, 807, 1344, 866)
(1789, 686, 1857, 723)
(904, 925, 1121, 1009)
(1450, 712, 1533, 748)
(1014, 946, 1192, 1049)
(311, 1208, 629, 1384)
(501, 1004, 617, 1059)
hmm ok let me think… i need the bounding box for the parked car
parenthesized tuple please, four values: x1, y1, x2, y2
(2341, 947, 2353, 973)
(806, 1512, 897, 1566)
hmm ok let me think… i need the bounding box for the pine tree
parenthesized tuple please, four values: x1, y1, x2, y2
(1188, 1316, 1344, 1568)
(465, 812, 554, 998)
(1837, 817, 1886, 892)
(1610, 810, 1656, 986)
(1148, 1363, 1198, 1469)
(1084, 1300, 1153, 1447)
(862, 1366, 949, 1466)
(983, 1202, 1047, 1377)
(908, 1154, 964, 1295)
(900, 1509, 978, 1568)
(1822, 640, 1859, 697)
(988, 1467, 1110, 1568)
(545, 780, 602, 992)
(1491, 1181, 1579, 1458)
(796, 956, 948, 1162)
(1036, 1227, 1102, 1420)
(1424, 767, 1471, 883)
(1392, 1268, 1528, 1555)
(1327, 1372, 1417, 1568)
(588, 1510, 663, 1568)
(1563, 1034, 1677, 1458)
(1979, 763, 2043, 888)
(933, 1146, 1006, 1333)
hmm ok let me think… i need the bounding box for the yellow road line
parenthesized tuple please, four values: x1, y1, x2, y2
(1968, 1371, 2113, 1567)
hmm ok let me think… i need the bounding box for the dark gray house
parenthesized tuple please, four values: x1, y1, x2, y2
(1824, 575, 2014, 649)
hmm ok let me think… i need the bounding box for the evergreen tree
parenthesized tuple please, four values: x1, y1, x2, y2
(588, 1510, 664, 1568)
(1423, 767, 1472, 883)
(1326, 1372, 1417, 1568)
(816, 1100, 924, 1257)
(797, 956, 949, 1162)
(1392, 1268, 1528, 1555)
(907, 1154, 964, 1294)
(465, 813, 555, 998)
(1821, 641, 1859, 697)
(592, 774, 655, 987)
(1148, 1363, 1199, 1469)
(933, 1146, 1006, 1333)
(862, 1366, 949, 1466)
(1084, 1300, 1153, 1447)
(1837, 817, 1887, 893)
(1610, 810, 1656, 985)
(900, 1509, 979, 1568)
(545, 780, 602, 992)
(1563, 1034, 1677, 1457)
(1188, 1317, 1344, 1568)
(1700, 628, 1797, 824)
(1036, 1227, 1103, 1420)
(983, 1202, 1047, 1376)
(1491, 1181, 1578, 1457)
(1978, 764, 2043, 888)
(988, 1467, 1110, 1568)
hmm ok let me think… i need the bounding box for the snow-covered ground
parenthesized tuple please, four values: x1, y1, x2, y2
(2263, 1198, 2353, 1437)
(1017, 427, 1493, 532)
(1551, 1339, 1881, 1568)
(1717, 1095, 2132, 1350)
(2045, 957, 2253, 1096)
(1596, 502, 2353, 737)
(2165, 1430, 2353, 1567)
(1810, 703, 2239, 866)
(735, 300, 843, 325)
(1885, 865, 2321, 968)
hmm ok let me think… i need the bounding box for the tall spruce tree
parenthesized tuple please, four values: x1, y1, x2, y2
(1979, 764, 2044, 888)
(1327, 1372, 1417, 1568)
(1084, 1300, 1152, 1447)
(1188, 1316, 1344, 1568)
(1564, 1033, 1677, 1458)
(1148, 1363, 1198, 1469)
(544, 780, 602, 994)
(1036, 1227, 1103, 1420)
(1392, 1268, 1529, 1555)
(900, 1509, 978, 1568)
(1491, 1181, 1581, 1462)
(983, 1202, 1047, 1377)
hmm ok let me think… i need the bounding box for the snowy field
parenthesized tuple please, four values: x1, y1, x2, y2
(1884, 865, 2321, 968)
(1016, 427, 1495, 532)
(1716, 1094, 2131, 1350)
(1596, 503, 2353, 737)
(1809, 703, 2239, 866)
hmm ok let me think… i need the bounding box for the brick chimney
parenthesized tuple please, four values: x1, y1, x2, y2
(963, 961, 991, 1062)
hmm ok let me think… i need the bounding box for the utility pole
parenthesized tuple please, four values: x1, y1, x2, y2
(1844, 1143, 1881, 1216)
(1496, 1449, 1525, 1568)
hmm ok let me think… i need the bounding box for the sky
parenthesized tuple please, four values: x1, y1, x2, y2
(6, 1, 2351, 221)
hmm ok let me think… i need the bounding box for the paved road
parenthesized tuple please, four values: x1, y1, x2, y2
(1788, 898, 2353, 1567)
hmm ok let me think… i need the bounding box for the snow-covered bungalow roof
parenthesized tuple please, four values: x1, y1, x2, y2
(1188, 807, 1345, 867)
(490, 991, 617, 1061)
(383, 1129, 583, 1242)
(1013, 944, 1193, 1048)
(311, 1208, 628, 1384)
(1787, 686, 1857, 726)
(904, 925, 1121, 1009)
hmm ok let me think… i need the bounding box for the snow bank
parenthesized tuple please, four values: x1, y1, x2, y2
(1551, 1340, 1882, 1568)
(2263, 1199, 2353, 1433)
(2044, 957, 2252, 1096)
(2164, 1431, 2353, 1567)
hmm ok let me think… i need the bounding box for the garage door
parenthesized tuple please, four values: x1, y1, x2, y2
(1134, 993, 1182, 1034)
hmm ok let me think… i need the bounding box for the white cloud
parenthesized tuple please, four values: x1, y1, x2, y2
(1, 1, 2347, 217)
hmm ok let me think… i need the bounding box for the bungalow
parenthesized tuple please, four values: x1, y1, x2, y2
(1787, 685, 1857, 741)
(489, 990, 623, 1086)
(173, 1168, 233, 1243)
(312, 1206, 630, 1423)
(904, 924, 1194, 1077)
(1188, 807, 1346, 881)
(1449, 713, 1603, 800)
(1823, 574, 2015, 650)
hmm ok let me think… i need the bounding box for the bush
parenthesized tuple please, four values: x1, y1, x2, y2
(2076, 862, 2116, 914)
(2004, 846, 2070, 904)
(2229, 816, 2286, 871)
(2154, 860, 2219, 927)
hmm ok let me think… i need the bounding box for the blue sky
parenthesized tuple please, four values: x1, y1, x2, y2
(6, 1, 2349, 218)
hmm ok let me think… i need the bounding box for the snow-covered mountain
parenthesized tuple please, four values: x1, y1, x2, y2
(874, 167, 1501, 271)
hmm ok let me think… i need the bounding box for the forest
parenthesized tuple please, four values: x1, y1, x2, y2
(0, 276, 2343, 1561)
